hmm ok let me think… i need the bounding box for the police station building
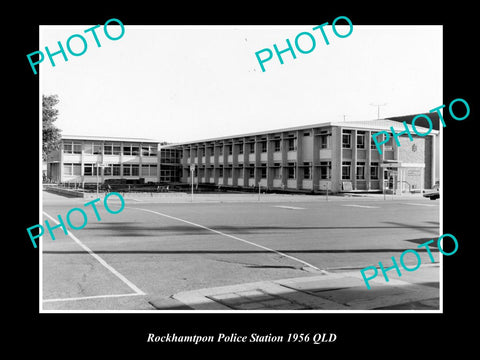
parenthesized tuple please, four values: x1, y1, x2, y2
(162, 119, 438, 194)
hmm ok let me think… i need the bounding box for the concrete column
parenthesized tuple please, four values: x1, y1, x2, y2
(59, 141, 64, 183)
(366, 131, 371, 190)
(232, 141, 238, 186)
(296, 130, 302, 189)
(312, 130, 320, 192)
(352, 129, 357, 190)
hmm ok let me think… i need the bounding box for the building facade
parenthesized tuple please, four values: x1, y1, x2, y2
(47, 135, 160, 185)
(161, 120, 437, 194)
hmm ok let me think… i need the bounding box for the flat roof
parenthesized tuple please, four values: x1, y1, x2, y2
(162, 119, 438, 147)
(61, 134, 160, 143)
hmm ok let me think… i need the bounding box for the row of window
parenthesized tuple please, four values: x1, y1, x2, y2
(186, 138, 300, 157)
(63, 163, 158, 177)
(190, 161, 380, 181)
(342, 161, 379, 180)
(342, 132, 393, 150)
(188, 162, 334, 181)
(183, 132, 392, 155)
(63, 142, 158, 156)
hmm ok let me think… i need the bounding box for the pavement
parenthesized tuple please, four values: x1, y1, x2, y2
(42, 190, 440, 311)
(148, 263, 440, 311)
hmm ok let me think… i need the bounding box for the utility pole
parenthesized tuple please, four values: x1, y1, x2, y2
(370, 103, 387, 119)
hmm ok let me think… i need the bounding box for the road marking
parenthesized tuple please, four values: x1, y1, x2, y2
(342, 204, 379, 209)
(273, 205, 306, 210)
(128, 207, 325, 273)
(404, 203, 438, 207)
(42, 211, 146, 296)
(43, 293, 142, 303)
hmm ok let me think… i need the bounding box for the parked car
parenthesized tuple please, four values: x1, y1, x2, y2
(423, 183, 440, 200)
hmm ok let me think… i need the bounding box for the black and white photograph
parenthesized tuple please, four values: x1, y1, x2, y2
(14, 3, 476, 352)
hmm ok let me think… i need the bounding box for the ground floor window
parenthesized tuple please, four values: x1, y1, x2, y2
(83, 163, 99, 176)
(342, 161, 351, 180)
(142, 164, 158, 177)
(63, 163, 81, 176)
(287, 163, 295, 179)
(320, 161, 331, 180)
(370, 162, 379, 180)
(356, 162, 365, 179)
(303, 162, 312, 180)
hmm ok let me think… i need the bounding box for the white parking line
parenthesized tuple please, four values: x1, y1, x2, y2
(43, 293, 142, 303)
(273, 205, 306, 210)
(404, 203, 438, 207)
(128, 207, 325, 273)
(342, 204, 379, 209)
(42, 211, 146, 296)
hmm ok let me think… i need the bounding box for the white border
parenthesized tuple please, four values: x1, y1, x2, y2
(38, 24, 443, 314)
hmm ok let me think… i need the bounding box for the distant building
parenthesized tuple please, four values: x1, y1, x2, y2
(161, 119, 438, 194)
(46, 135, 161, 185)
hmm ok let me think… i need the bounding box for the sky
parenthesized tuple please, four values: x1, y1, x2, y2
(40, 24, 442, 143)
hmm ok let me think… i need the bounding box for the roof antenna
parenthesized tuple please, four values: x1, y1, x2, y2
(370, 103, 387, 119)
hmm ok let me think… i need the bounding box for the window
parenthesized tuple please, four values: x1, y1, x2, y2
(274, 140, 281, 152)
(287, 165, 295, 179)
(63, 163, 73, 175)
(248, 166, 255, 178)
(84, 164, 93, 176)
(123, 165, 130, 176)
(320, 161, 331, 180)
(249, 143, 255, 153)
(123, 145, 132, 155)
(261, 141, 267, 153)
(227, 145, 233, 155)
(320, 134, 330, 149)
(94, 143, 102, 154)
(218, 146, 223, 156)
(112, 164, 121, 176)
(141, 145, 157, 157)
(73, 143, 82, 154)
(132, 146, 140, 156)
(218, 166, 223, 178)
(342, 161, 351, 179)
(385, 135, 393, 149)
(113, 144, 121, 155)
(303, 162, 311, 179)
(104, 164, 112, 176)
(149, 164, 157, 176)
(132, 164, 139, 176)
(63, 142, 81, 154)
(260, 167, 267, 178)
(84, 143, 93, 154)
(356, 162, 365, 179)
(287, 138, 296, 151)
(104, 143, 113, 155)
(238, 144, 244, 154)
(370, 136, 378, 150)
(63, 143, 72, 154)
(357, 133, 365, 149)
(273, 166, 281, 179)
(370, 162, 379, 180)
(342, 133, 351, 148)
(303, 131, 311, 137)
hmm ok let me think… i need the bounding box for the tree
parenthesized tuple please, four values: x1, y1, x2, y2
(42, 94, 62, 161)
